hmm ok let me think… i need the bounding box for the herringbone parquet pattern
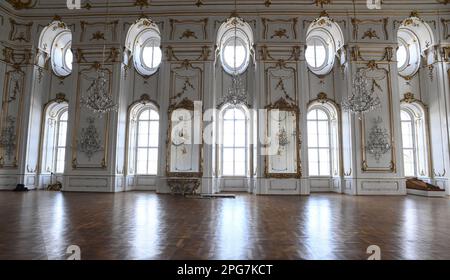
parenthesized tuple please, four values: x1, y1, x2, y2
(0, 191, 449, 260)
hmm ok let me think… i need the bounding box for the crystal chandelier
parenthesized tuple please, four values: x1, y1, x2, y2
(81, 0, 117, 115)
(220, 74, 248, 106)
(366, 117, 391, 161)
(81, 70, 117, 114)
(342, 71, 381, 117)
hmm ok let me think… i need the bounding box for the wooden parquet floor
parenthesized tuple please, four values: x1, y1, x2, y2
(0, 191, 449, 260)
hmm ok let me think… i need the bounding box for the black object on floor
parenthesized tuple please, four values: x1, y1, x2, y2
(13, 184, 29, 192)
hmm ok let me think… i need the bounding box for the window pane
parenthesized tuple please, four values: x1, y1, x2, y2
(314, 43, 326, 67)
(307, 110, 317, 120)
(56, 148, 65, 173)
(136, 148, 148, 174)
(307, 120, 318, 148)
(149, 109, 159, 120)
(139, 109, 150, 120)
(319, 149, 331, 176)
(400, 110, 411, 121)
(234, 120, 246, 147)
(234, 148, 246, 176)
(148, 121, 159, 147)
(234, 108, 246, 120)
(317, 121, 330, 148)
(147, 148, 158, 175)
(223, 121, 234, 147)
(60, 111, 68, 121)
(403, 149, 415, 177)
(305, 44, 316, 67)
(316, 109, 328, 120)
(223, 109, 234, 120)
(401, 121, 413, 148)
(397, 44, 407, 68)
(137, 121, 149, 147)
(223, 38, 246, 70)
(65, 48, 73, 71)
(222, 148, 234, 175)
(58, 122, 67, 146)
(308, 149, 319, 176)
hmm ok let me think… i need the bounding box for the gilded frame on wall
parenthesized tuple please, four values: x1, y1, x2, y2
(264, 97, 301, 178)
(358, 62, 396, 173)
(0, 67, 25, 168)
(166, 97, 203, 178)
(71, 63, 111, 169)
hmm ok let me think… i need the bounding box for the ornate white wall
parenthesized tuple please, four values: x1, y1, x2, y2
(0, 1, 448, 195)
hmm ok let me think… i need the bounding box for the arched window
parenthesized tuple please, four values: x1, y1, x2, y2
(41, 97, 69, 174)
(216, 17, 254, 75)
(400, 102, 429, 177)
(219, 104, 250, 176)
(307, 102, 340, 176)
(38, 21, 73, 77)
(125, 18, 162, 76)
(305, 15, 344, 75)
(127, 100, 159, 175)
(397, 15, 435, 77)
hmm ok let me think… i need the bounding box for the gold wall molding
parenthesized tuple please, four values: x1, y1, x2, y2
(169, 60, 204, 104)
(72, 64, 112, 169)
(351, 18, 388, 40)
(166, 97, 203, 178)
(165, 46, 211, 62)
(75, 48, 120, 64)
(1, 46, 32, 66)
(350, 46, 393, 62)
(6, 0, 35, 10)
(264, 97, 301, 178)
(169, 18, 208, 40)
(259, 45, 301, 61)
(9, 19, 32, 43)
(261, 17, 298, 40)
(134, 0, 149, 9)
(442, 18, 450, 40)
(80, 20, 118, 43)
(265, 59, 298, 104)
(0, 67, 25, 169)
(358, 62, 396, 173)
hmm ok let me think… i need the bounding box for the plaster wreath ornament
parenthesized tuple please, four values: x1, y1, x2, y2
(77, 117, 104, 161)
(366, 116, 391, 162)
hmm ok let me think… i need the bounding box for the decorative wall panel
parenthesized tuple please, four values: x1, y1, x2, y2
(359, 62, 395, 172)
(0, 67, 25, 168)
(72, 64, 111, 169)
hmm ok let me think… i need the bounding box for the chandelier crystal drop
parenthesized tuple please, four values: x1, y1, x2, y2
(342, 71, 381, 117)
(81, 70, 118, 115)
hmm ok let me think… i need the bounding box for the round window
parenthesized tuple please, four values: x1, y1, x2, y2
(51, 32, 72, 77)
(141, 38, 162, 71)
(305, 37, 327, 69)
(221, 36, 249, 75)
(64, 46, 73, 71)
(397, 29, 420, 77)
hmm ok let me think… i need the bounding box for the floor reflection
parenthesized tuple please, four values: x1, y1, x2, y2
(1, 191, 450, 259)
(217, 198, 250, 259)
